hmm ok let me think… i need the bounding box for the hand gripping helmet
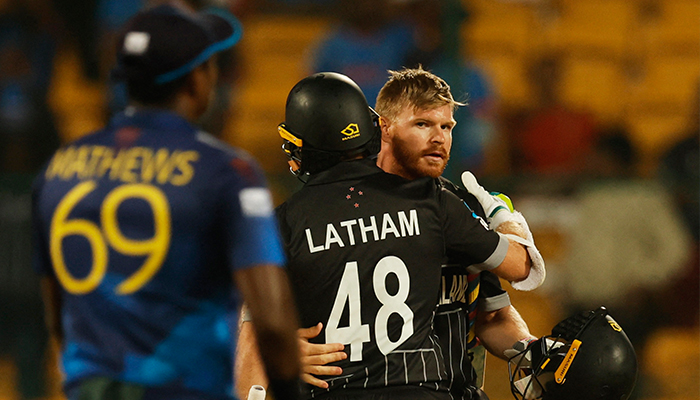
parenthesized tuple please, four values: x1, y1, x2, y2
(278, 72, 380, 178)
(508, 307, 638, 400)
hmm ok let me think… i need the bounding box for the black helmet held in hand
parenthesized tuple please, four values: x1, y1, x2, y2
(278, 72, 380, 177)
(508, 306, 638, 400)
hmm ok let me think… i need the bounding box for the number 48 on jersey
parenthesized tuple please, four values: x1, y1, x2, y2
(326, 256, 414, 362)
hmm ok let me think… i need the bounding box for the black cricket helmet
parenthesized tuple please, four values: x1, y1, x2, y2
(278, 72, 380, 177)
(508, 306, 638, 400)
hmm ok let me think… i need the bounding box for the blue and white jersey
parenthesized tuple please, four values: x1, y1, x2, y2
(32, 108, 285, 399)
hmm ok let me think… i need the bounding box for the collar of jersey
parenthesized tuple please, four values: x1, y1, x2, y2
(109, 107, 198, 134)
(305, 158, 385, 186)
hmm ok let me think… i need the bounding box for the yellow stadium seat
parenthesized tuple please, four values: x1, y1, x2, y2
(473, 55, 530, 107)
(48, 49, 106, 144)
(560, 58, 627, 121)
(463, 0, 535, 58)
(631, 56, 700, 105)
(644, 0, 700, 58)
(642, 327, 700, 399)
(224, 14, 331, 174)
(550, 0, 636, 58)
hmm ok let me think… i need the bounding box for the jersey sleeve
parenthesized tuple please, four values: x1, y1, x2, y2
(441, 188, 508, 270)
(219, 155, 286, 271)
(438, 176, 486, 219)
(477, 270, 511, 312)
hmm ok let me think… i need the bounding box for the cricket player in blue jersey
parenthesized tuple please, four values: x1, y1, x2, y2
(31, 4, 300, 400)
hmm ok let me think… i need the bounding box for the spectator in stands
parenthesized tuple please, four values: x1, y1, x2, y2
(505, 53, 599, 179)
(657, 82, 699, 328)
(0, 3, 61, 398)
(309, 0, 414, 106)
(52, 0, 101, 81)
(561, 126, 692, 399)
(0, 1, 60, 173)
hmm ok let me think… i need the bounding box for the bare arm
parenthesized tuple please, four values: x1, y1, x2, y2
(234, 265, 301, 399)
(235, 314, 269, 399)
(490, 221, 532, 283)
(475, 305, 535, 361)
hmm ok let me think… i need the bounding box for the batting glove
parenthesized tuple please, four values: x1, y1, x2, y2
(461, 171, 545, 291)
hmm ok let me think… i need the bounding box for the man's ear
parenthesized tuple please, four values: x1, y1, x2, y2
(187, 60, 217, 116)
(194, 61, 214, 92)
(184, 65, 203, 98)
(379, 116, 391, 141)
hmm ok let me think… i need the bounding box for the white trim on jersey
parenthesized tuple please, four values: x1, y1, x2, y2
(448, 313, 454, 392)
(404, 353, 408, 384)
(383, 347, 443, 387)
(458, 311, 468, 387)
(427, 334, 444, 378)
(436, 307, 472, 396)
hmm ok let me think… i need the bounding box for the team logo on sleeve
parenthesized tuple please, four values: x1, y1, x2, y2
(239, 188, 274, 217)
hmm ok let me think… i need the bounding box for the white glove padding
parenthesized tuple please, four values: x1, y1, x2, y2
(461, 171, 546, 291)
(503, 234, 546, 291)
(460, 171, 514, 230)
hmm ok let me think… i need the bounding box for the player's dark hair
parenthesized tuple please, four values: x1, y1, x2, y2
(125, 75, 188, 106)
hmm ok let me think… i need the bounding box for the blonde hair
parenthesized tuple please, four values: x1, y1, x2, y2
(375, 67, 465, 121)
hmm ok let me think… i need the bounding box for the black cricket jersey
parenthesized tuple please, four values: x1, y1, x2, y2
(435, 178, 511, 400)
(276, 159, 508, 398)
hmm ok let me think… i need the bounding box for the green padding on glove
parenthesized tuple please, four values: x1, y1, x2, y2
(491, 193, 514, 214)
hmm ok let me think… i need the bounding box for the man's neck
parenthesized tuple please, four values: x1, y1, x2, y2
(129, 94, 199, 123)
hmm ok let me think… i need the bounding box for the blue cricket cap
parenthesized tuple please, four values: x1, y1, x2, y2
(113, 4, 242, 85)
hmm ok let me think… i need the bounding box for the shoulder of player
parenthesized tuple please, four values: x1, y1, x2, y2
(437, 176, 471, 199)
(65, 126, 111, 147)
(192, 130, 241, 158)
(192, 131, 266, 180)
(437, 176, 485, 217)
